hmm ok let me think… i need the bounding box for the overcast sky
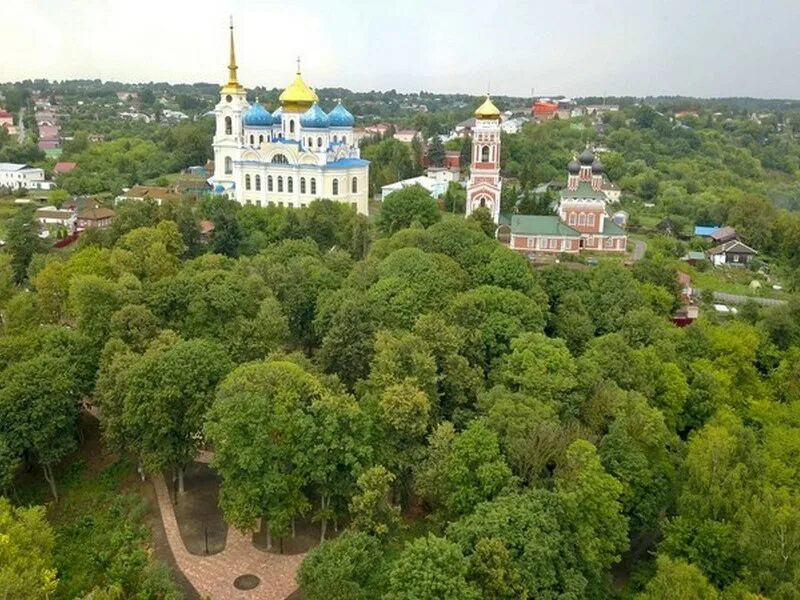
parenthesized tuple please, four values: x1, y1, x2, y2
(4, 0, 800, 98)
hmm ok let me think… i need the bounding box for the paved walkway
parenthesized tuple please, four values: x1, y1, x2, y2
(153, 471, 305, 600)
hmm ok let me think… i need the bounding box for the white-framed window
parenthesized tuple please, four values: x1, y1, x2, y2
(317, 137, 323, 148)
(259, 134, 264, 144)
(538, 237, 546, 249)
(549, 238, 558, 249)
(568, 212, 576, 225)
(332, 179, 339, 196)
(310, 178, 317, 194)
(267, 176, 273, 191)
(300, 177, 306, 194)
(245, 174, 251, 190)
(288, 177, 293, 193)
(278, 176, 284, 192)
(224, 116, 232, 135)
(352, 177, 358, 194)
(526, 237, 535, 248)
(587, 213, 595, 226)
(578, 213, 586, 226)
(255, 175, 261, 191)
(289, 120, 295, 133)
(224, 156, 232, 174)
(249, 134, 254, 145)
(256, 200, 262, 207)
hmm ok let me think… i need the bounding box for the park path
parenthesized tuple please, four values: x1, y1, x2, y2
(152, 464, 305, 600)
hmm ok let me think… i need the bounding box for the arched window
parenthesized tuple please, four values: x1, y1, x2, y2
(481, 145, 490, 162)
(224, 156, 232, 174)
(225, 116, 232, 135)
(578, 213, 586, 226)
(245, 174, 251, 190)
(249, 134, 254, 145)
(259, 134, 264, 144)
(310, 178, 317, 194)
(333, 135, 338, 143)
(278, 176, 284, 192)
(255, 174, 261, 191)
(271, 154, 288, 164)
(317, 137, 322, 148)
(351, 177, 358, 194)
(308, 137, 313, 148)
(289, 120, 295, 133)
(288, 177, 293, 193)
(300, 177, 306, 194)
(267, 175, 273, 192)
(480, 197, 486, 208)
(332, 179, 339, 196)
(342, 136, 347, 144)
(568, 212, 576, 225)
(587, 213, 595, 226)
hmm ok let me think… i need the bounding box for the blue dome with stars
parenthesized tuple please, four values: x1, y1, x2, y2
(328, 102, 354, 127)
(243, 101, 272, 127)
(300, 103, 330, 128)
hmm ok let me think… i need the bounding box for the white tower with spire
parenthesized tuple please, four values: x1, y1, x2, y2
(210, 18, 249, 192)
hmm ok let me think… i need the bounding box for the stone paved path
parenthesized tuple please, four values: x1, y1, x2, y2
(153, 472, 305, 600)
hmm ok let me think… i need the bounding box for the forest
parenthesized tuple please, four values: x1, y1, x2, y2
(1, 186, 800, 599)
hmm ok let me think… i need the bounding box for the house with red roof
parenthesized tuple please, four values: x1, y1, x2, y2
(532, 101, 559, 121)
(54, 162, 77, 175)
(0, 109, 12, 128)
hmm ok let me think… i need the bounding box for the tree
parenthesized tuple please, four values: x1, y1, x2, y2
(0, 254, 14, 306)
(427, 135, 446, 167)
(0, 355, 80, 500)
(298, 531, 387, 600)
(0, 498, 58, 600)
(223, 294, 289, 363)
(467, 538, 527, 600)
(555, 439, 628, 584)
(123, 339, 231, 493)
(378, 185, 441, 234)
(349, 465, 400, 537)
(492, 332, 579, 417)
(205, 361, 323, 546)
(385, 534, 478, 600)
(466, 207, 495, 237)
(637, 556, 719, 600)
(4, 205, 38, 284)
(416, 420, 514, 518)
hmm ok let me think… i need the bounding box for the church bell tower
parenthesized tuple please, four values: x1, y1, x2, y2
(466, 94, 502, 224)
(210, 18, 249, 192)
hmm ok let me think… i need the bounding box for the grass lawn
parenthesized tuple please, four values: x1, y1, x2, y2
(690, 266, 788, 299)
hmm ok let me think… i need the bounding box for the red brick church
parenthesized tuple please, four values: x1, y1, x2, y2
(503, 149, 627, 254)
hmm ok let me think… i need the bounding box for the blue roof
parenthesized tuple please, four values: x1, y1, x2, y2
(301, 103, 330, 129)
(214, 184, 225, 193)
(244, 102, 273, 127)
(694, 225, 720, 237)
(328, 102, 354, 127)
(326, 158, 370, 169)
(272, 107, 282, 120)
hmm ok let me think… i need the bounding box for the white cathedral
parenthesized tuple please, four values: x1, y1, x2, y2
(209, 22, 370, 215)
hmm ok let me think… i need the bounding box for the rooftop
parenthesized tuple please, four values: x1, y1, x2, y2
(511, 215, 581, 237)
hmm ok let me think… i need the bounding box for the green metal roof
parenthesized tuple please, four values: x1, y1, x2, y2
(560, 180, 607, 200)
(602, 219, 626, 235)
(511, 215, 581, 237)
(498, 212, 512, 227)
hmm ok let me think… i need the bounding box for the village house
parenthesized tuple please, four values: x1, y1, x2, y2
(35, 206, 76, 229)
(707, 240, 757, 267)
(77, 206, 115, 229)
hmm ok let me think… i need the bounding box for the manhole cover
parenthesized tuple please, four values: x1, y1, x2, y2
(234, 574, 261, 590)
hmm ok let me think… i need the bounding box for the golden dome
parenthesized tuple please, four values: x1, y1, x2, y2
(279, 70, 319, 112)
(475, 95, 500, 119)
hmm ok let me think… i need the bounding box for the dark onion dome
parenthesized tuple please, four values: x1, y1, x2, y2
(579, 148, 595, 165)
(328, 101, 355, 127)
(568, 159, 581, 174)
(243, 101, 273, 127)
(300, 103, 330, 128)
(591, 159, 604, 173)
